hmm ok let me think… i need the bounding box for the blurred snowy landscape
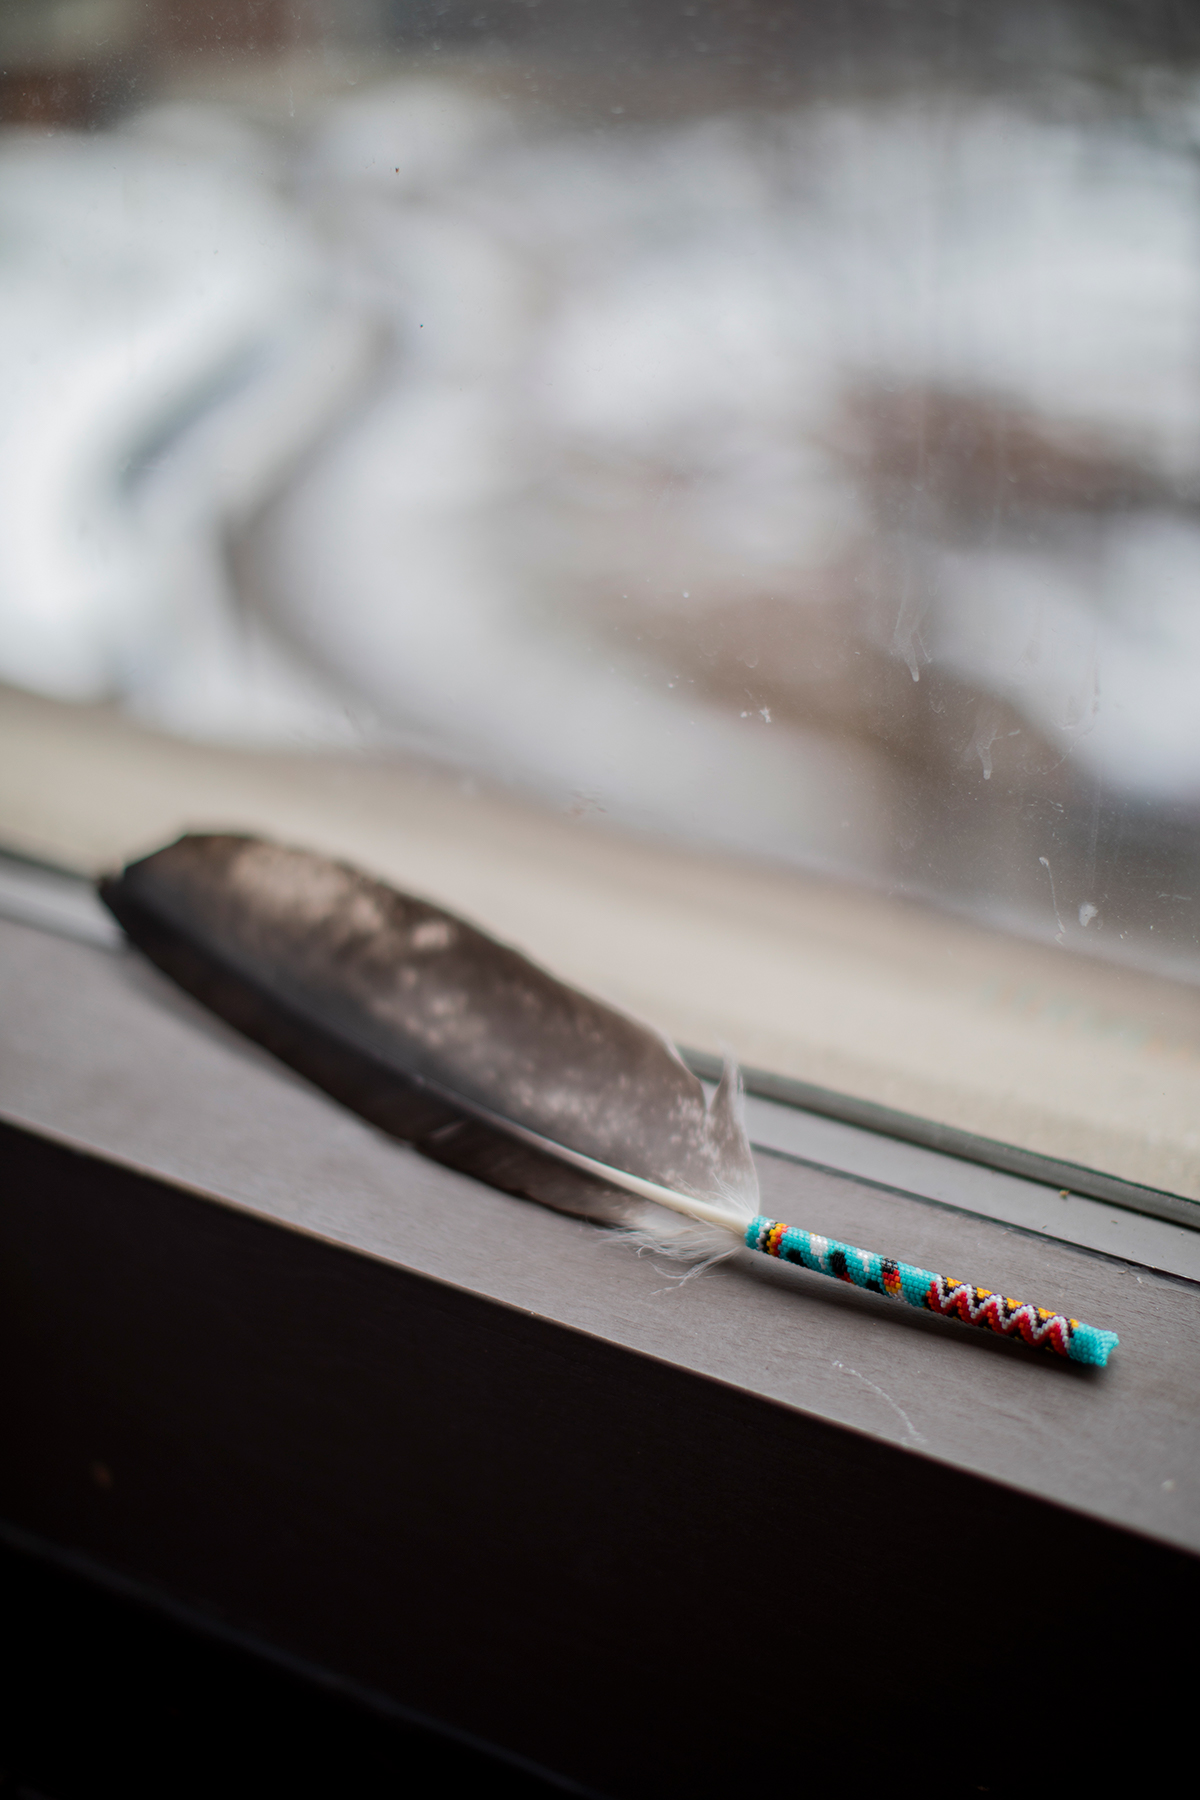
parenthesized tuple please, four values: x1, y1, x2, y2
(2, 47, 1199, 965)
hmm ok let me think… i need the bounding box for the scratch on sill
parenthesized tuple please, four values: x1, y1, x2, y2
(832, 1361, 926, 1445)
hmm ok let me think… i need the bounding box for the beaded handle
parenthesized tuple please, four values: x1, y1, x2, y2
(747, 1216, 1119, 1366)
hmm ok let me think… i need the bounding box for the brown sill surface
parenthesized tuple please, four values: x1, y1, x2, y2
(3, 909, 1198, 1790)
(2, 909, 1197, 1556)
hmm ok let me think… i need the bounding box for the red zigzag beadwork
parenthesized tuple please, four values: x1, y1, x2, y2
(925, 1275, 1073, 1356)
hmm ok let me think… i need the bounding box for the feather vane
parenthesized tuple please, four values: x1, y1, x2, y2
(99, 834, 759, 1245)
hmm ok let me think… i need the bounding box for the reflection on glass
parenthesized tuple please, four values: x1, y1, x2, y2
(1, 1, 1198, 979)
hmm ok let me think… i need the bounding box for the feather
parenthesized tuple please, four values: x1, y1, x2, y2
(98, 834, 759, 1250)
(98, 833, 1119, 1365)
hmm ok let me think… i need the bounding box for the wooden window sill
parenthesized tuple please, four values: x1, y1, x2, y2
(2, 906, 1197, 1787)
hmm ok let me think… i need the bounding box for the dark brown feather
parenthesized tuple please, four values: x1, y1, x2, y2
(98, 835, 757, 1228)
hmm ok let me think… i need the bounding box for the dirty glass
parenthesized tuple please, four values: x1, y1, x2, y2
(2, 0, 1199, 987)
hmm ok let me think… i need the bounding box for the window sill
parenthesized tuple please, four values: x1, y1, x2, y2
(2, 904, 1198, 1784)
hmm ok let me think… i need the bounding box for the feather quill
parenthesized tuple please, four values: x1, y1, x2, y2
(98, 834, 1119, 1365)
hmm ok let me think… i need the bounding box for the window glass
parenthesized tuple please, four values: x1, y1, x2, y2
(1, 3, 1197, 1193)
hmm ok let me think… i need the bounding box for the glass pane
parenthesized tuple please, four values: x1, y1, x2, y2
(2, 2, 1198, 1193)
